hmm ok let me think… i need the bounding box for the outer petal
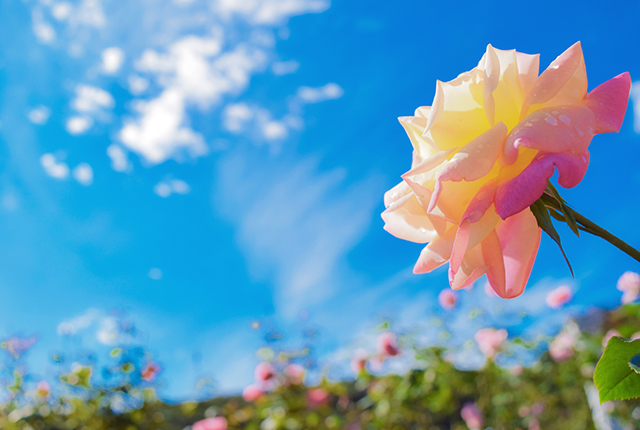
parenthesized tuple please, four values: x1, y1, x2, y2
(491, 208, 541, 298)
(449, 244, 487, 290)
(382, 193, 439, 243)
(449, 206, 501, 276)
(424, 70, 492, 151)
(414, 228, 456, 274)
(522, 42, 587, 116)
(516, 52, 540, 100)
(495, 151, 590, 219)
(502, 105, 596, 165)
(583, 72, 632, 134)
(399, 116, 436, 159)
(437, 122, 507, 184)
(384, 181, 411, 208)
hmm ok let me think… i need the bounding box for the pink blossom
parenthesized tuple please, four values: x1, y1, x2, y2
(350, 348, 368, 375)
(545, 285, 572, 309)
(528, 418, 540, 430)
(242, 384, 264, 402)
(603, 329, 621, 348)
(307, 388, 330, 408)
(141, 361, 161, 382)
(461, 402, 484, 429)
(193, 417, 227, 430)
(37, 381, 50, 397)
(377, 332, 400, 357)
(284, 364, 305, 385)
(549, 333, 576, 362)
(254, 362, 275, 384)
(474, 328, 508, 358)
(618, 271, 640, 303)
(438, 289, 458, 310)
(510, 365, 523, 376)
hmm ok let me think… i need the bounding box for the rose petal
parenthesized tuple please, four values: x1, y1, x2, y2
(583, 72, 632, 134)
(516, 51, 540, 100)
(382, 192, 439, 243)
(438, 122, 507, 183)
(448, 243, 487, 290)
(523, 42, 587, 116)
(399, 116, 435, 159)
(493, 208, 541, 298)
(495, 151, 590, 220)
(414, 228, 456, 274)
(450, 205, 501, 275)
(403, 177, 451, 233)
(502, 104, 596, 165)
(424, 70, 492, 151)
(403, 147, 456, 178)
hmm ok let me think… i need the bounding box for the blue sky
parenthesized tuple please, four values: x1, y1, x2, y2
(1, 0, 640, 400)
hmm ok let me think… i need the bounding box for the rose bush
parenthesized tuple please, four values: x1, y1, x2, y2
(382, 42, 630, 298)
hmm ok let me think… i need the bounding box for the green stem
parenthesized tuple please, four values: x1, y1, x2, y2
(567, 207, 640, 264)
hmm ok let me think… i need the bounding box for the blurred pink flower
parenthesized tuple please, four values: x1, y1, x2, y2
(193, 417, 227, 430)
(510, 365, 523, 376)
(531, 402, 545, 416)
(350, 348, 368, 375)
(307, 388, 330, 408)
(461, 402, 484, 429)
(2, 335, 37, 359)
(254, 362, 275, 384)
(242, 384, 264, 402)
(141, 361, 161, 382)
(617, 271, 640, 304)
(545, 285, 572, 309)
(603, 329, 621, 348)
(474, 328, 508, 358)
(37, 381, 50, 398)
(284, 364, 305, 385)
(528, 418, 540, 430)
(377, 332, 400, 357)
(438, 289, 458, 310)
(549, 333, 576, 362)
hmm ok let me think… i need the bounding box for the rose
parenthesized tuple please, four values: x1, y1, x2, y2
(377, 332, 400, 357)
(192, 417, 227, 430)
(460, 402, 484, 430)
(382, 42, 630, 298)
(438, 288, 458, 310)
(254, 361, 275, 385)
(549, 332, 576, 362)
(242, 384, 264, 402)
(474, 327, 507, 358)
(617, 271, 640, 304)
(545, 285, 572, 309)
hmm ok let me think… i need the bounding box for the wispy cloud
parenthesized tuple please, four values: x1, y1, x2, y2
(217, 151, 382, 318)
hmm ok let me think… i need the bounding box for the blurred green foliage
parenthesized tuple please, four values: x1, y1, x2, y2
(3, 304, 640, 429)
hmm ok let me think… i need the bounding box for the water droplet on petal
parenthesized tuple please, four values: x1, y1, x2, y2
(559, 115, 571, 124)
(545, 117, 558, 126)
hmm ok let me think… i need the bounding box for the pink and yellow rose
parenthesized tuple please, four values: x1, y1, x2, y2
(382, 42, 630, 298)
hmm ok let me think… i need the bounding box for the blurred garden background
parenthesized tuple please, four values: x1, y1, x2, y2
(2, 0, 640, 428)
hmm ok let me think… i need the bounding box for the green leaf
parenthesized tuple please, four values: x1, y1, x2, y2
(594, 336, 640, 403)
(530, 199, 574, 277)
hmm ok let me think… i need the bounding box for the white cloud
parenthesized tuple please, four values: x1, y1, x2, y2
(40, 153, 70, 179)
(154, 179, 191, 197)
(72, 84, 114, 113)
(214, 0, 329, 25)
(32, 10, 56, 44)
(72, 162, 94, 186)
(630, 81, 640, 134)
(28, 106, 51, 125)
(101, 47, 125, 74)
(296, 83, 343, 103)
(51, 2, 72, 21)
(217, 152, 381, 317)
(272, 60, 299, 75)
(120, 89, 207, 164)
(106, 144, 131, 172)
(66, 116, 93, 135)
(128, 75, 149, 95)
